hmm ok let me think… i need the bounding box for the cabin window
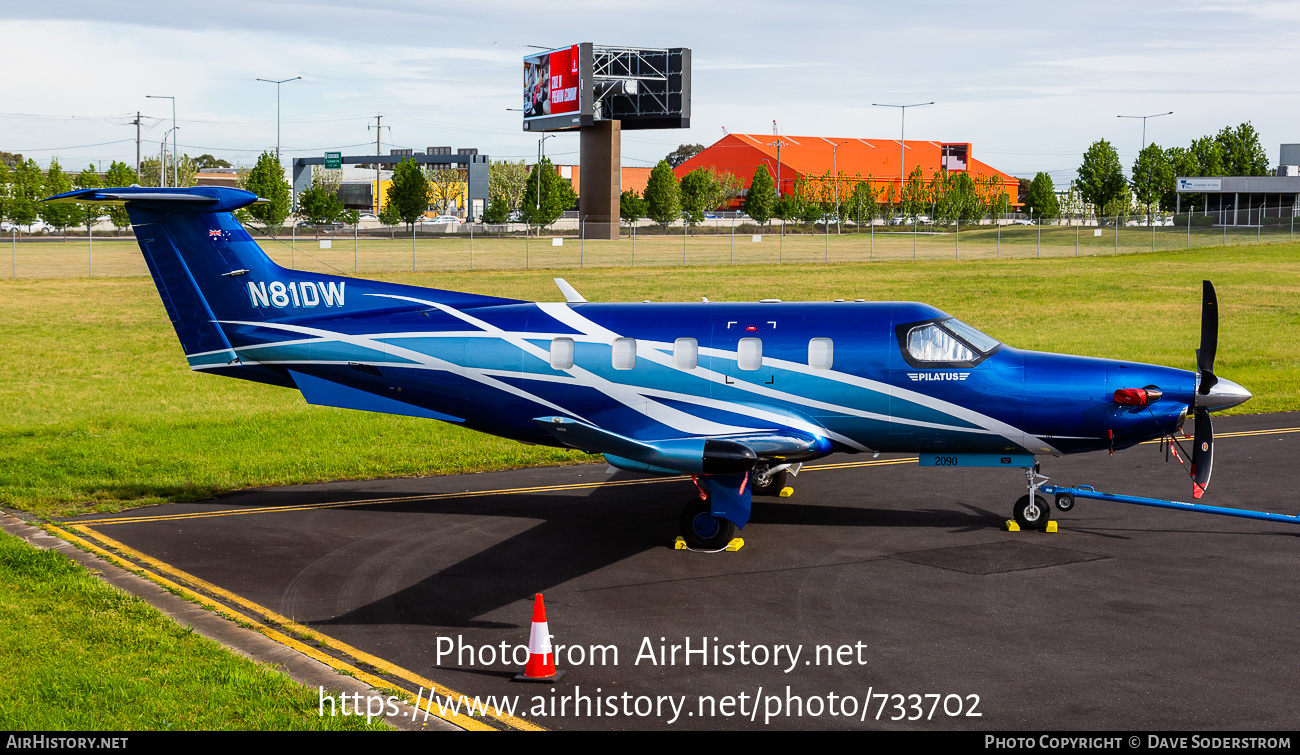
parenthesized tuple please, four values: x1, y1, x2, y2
(550, 337, 575, 370)
(674, 338, 698, 370)
(612, 337, 637, 370)
(737, 337, 763, 371)
(808, 337, 834, 370)
(906, 324, 976, 363)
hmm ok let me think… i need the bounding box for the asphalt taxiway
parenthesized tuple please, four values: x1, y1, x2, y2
(56, 412, 1300, 730)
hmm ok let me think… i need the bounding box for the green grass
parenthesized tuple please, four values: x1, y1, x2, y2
(0, 530, 391, 730)
(1, 241, 1297, 517)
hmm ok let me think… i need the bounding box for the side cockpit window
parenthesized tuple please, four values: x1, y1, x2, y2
(907, 324, 976, 362)
(902, 318, 1001, 366)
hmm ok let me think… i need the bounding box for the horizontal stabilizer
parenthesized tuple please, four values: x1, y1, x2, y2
(42, 186, 262, 213)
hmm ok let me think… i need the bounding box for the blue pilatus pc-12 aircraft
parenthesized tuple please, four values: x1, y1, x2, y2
(47, 186, 1253, 548)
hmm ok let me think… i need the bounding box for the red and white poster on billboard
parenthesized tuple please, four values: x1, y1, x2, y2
(523, 45, 581, 120)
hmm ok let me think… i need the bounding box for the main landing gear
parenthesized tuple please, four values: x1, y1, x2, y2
(751, 465, 788, 497)
(679, 497, 737, 550)
(678, 467, 787, 551)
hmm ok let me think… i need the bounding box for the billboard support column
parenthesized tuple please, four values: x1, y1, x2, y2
(580, 120, 620, 240)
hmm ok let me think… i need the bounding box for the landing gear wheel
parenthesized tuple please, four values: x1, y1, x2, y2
(679, 497, 737, 550)
(1054, 493, 1075, 512)
(752, 468, 788, 497)
(1014, 494, 1051, 531)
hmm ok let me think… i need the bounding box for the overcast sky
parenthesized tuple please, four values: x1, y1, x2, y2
(3, 1, 1296, 185)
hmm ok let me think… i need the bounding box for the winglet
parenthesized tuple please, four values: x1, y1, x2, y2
(554, 278, 587, 303)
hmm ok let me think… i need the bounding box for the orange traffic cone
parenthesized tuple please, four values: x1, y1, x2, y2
(513, 593, 565, 682)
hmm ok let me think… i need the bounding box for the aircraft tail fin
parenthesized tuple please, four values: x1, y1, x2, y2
(45, 187, 280, 364)
(44, 186, 523, 381)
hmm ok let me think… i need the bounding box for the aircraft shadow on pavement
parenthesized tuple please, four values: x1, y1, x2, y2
(311, 480, 1008, 629)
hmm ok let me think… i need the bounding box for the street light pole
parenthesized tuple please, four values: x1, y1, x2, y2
(832, 141, 845, 234)
(1118, 112, 1172, 223)
(257, 77, 302, 163)
(1117, 111, 1172, 154)
(536, 134, 555, 210)
(146, 95, 176, 186)
(157, 126, 179, 187)
(872, 102, 933, 219)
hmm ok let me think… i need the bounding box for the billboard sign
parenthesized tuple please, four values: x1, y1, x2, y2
(522, 44, 691, 132)
(1177, 178, 1222, 192)
(523, 45, 591, 132)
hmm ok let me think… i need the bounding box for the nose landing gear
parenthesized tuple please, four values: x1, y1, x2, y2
(1013, 465, 1053, 531)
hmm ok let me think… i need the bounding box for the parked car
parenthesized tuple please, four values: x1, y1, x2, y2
(1013, 218, 1035, 225)
(431, 215, 460, 224)
(359, 213, 378, 221)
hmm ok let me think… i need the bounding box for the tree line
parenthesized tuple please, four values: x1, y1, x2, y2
(1022, 122, 1271, 223)
(619, 157, 1012, 230)
(0, 156, 140, 233)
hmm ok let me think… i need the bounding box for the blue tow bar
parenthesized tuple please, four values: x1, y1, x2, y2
(1041, 485, 1300, 526)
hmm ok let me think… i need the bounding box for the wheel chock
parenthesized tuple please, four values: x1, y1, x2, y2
(1045, 521, 1058, 533)
(1004, 520, 1021, 532)
(778, 487, 794, 498)
(673, 536, 745, 552)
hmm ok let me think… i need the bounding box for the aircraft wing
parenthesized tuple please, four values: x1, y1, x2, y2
(533, 415, 823, 476)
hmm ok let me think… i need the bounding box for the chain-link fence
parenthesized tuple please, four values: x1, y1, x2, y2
(5, 213, 1298, 279)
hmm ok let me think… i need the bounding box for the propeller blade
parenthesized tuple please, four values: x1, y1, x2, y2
(1191, 408, 1213, 499)
(1198, 280, 1218, 395)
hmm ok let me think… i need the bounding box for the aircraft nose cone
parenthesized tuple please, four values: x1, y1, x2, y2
(1195, 376, 1252, 410)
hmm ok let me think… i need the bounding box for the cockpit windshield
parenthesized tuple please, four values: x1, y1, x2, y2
(904, 318, 1002, 363)
(942, 319, 1001, 353)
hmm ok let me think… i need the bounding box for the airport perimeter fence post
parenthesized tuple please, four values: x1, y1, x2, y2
(470, 220, 474, 270)
(683, 217, 688, 266)
(825, 218, 829, 263)
(1187, 212, 1191, 249)
(870, 216, 874, 260)
(88, 222, 93, 278)
(11, 229, 15, 279)
(354, 224, 358, 272)
(954, 217, 959, 260)
(730, 214, 734, 264)
(912, 218, 917, 260)
(1152, 218, 1156, 252)
(525, 225, 530, 269)
(997, 213, 1001, 258)
(632, 221, 636, 267)
(291, 223, 295, 269)
(1114, 218, 1118, 254)
(412, 226, 416, 273)
(1258, 216, 1261, 245)
(1291, 213, 1294, 242)
(779, 219, 784, 263)
(1075, 222, 1079, 256)
(1037, 216, 1041, 258)
(1223, 222, 1226, 246)
(581, 217, 585, 268)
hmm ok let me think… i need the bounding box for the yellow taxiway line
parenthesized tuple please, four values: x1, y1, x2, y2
(46, 522, 541, 732)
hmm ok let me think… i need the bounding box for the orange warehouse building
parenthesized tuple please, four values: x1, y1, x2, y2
(550, 165, 654, 198)
(673, 133, 1020, 208)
